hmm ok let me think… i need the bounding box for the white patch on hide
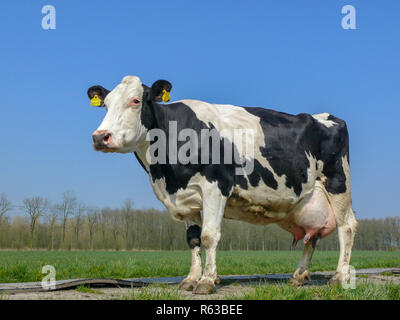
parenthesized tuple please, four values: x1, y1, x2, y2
(312, 112, 338, 128)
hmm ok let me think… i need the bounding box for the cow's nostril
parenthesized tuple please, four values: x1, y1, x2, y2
(103, 133, 111, 143)
(92, 131, 111, 149)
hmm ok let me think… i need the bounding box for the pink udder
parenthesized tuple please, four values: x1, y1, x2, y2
(292, 227, 334, 244)
(291, 226, 306, 241)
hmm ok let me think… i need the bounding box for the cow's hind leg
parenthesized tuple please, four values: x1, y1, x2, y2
(193, 189, 227, 295)
(324, 155, 358, 285)
(290, 241, 315, 286)
(329, 207, 358, 286)
(179, 221, 202, 291)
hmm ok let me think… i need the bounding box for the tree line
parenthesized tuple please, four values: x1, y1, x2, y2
(0, 192, 399, 251)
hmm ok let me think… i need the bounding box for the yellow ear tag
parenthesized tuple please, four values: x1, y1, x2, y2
(162, 89, 170, 103)
(91, 94, 102, 107)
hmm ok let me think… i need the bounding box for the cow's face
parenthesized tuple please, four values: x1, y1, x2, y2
(88, 76, 171, 154)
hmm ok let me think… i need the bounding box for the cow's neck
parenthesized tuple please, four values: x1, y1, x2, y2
(141, 99, 168, 131)
(133, 101, 167, 173)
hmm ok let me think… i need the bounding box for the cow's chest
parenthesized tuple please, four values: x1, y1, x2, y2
(149, 175, 203, 220)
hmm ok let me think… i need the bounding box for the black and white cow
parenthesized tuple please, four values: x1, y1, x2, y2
(87, 76, 358, 294)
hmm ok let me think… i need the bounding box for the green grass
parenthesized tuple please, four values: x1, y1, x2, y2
(227, 282, 400, 300)
(118, 282, 400, 300)
(0, 250, 398, 284)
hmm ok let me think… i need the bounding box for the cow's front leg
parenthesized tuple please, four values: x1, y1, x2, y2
(193, 192, 227, 295)
(179, 223, 202, 291)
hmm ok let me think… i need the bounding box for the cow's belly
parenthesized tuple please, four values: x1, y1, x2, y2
(150, 172, 337, 239)
(224, 180, 309, 224)
(225, 182, 337, 239)
(224, 193, 294, 226)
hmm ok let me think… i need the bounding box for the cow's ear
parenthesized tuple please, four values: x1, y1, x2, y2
(87, 85, 110, 107)
(150, 80, 172, 102)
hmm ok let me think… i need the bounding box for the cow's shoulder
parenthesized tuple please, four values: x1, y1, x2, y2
(165, 99, 242, 117)
(165, 100, 261, 132)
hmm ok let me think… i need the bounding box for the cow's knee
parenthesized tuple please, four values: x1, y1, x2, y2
(186, 225, 201, 249)
(201, 231, 219, 249)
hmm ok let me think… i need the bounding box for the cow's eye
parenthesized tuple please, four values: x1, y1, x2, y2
(129, 98, 141, 106)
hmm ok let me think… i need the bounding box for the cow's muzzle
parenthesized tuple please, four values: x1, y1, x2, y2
(92, 130, 113, 151)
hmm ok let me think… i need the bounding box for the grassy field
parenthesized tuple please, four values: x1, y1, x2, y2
(0, 250, 399, 283)
(118, 281, 400, 300)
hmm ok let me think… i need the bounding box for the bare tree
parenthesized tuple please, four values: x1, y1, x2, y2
(110, 209, 121, 250)
(22, 196, 49, 249)
(74, 203, 86, 248)
(46, 205, 59, 250)
(56, 191, 77, 244)
(0, 193, 12, 247)
(121, 199, 134, 249)
(87, 208, 98, 250)
(0, 193, 12, 223)
(98, 209, 110, 249)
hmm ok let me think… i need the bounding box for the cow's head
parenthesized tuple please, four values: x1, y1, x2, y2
(88, 76, 172, 153)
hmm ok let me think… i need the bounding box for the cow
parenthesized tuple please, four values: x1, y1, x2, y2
(87, 75, 358, 294)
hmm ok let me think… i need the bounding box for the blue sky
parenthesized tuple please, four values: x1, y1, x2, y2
(0, 1, 399, 219)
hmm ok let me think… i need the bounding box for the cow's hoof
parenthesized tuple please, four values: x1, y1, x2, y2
(179, 279, 197, 291)
(289, 277, 305, 286)
(328, 272, 348, 286)
(193, 280, 216, 295)
(289, 269, 311, 286)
